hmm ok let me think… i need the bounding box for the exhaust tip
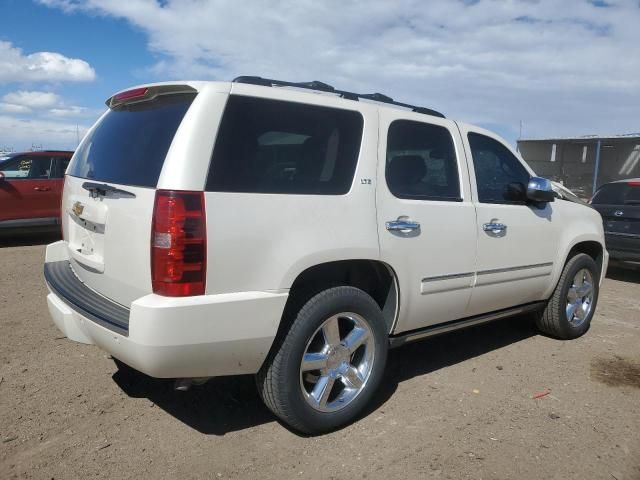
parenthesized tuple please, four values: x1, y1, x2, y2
(174, 377, 210, 391)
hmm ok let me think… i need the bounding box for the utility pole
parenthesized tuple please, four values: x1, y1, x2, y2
(519, 120, 523, 140)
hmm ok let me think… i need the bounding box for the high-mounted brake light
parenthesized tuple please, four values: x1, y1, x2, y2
(151, 190, 206, 296)
(114, 87, 149, 102)
(106, 85, 197, 108)
(627, 181, 640, 186)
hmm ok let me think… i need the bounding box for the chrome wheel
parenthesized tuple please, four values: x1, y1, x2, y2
(299, 312, 375, 413)
(565, 268, 594, 327)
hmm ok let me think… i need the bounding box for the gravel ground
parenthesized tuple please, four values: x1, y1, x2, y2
(1, 234, 639, 480)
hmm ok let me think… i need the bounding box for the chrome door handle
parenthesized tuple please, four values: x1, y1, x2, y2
(34, 186, 51, 191)
(483, 222, 507, 234)
(386, 219, 420, 232)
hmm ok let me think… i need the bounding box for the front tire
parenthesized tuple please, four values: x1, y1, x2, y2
(257, 286, 388, 434)
(535, 253, 599, 339)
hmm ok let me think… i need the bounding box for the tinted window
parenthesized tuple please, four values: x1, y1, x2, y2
(468, 133, 530, 204)
(206, 96, 363, 195)
(386, 120, 460, 201)
(68, 94, 195, 188)
(0, 155, 52, 179)
(592, 182, 640, 205)
(52, 156, 71, 178)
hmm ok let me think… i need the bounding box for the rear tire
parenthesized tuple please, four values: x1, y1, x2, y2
(535, 253, 599, 339)
(257, 286, 388, 435)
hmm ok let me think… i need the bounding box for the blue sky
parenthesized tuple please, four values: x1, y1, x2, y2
(0, 0, 638, 151)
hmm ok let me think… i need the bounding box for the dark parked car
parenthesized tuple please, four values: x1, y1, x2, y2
(0, 150, 73, 231)
(590, 179, 640, 264)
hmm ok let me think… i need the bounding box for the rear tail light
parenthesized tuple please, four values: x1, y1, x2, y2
(151, 190, 206, 296)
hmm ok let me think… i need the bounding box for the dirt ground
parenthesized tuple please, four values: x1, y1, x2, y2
(1, 234, 639, 480)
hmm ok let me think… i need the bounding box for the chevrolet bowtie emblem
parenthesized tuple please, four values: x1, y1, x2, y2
(72, 201, 84, 216)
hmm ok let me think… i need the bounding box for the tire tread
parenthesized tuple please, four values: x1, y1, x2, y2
(256, 286, 385, 434)
(536, 253, 597, 339)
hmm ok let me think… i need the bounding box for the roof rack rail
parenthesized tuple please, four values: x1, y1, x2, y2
(232, 76, 445, 118)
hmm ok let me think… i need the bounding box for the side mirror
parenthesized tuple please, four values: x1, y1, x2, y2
(527, 176, 555, 203)
(0, 171, 5, 182)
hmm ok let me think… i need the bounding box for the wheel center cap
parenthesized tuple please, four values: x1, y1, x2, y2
(326, 345, 349, 370)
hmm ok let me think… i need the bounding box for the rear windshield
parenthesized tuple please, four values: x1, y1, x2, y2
(206, 95, 363, 195)
(591, 182, 640, 205)
(68, 93, 196, 188)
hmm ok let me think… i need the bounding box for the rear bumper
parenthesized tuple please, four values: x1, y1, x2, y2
(45, 241, 288, 378)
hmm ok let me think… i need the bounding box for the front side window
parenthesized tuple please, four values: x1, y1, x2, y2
(0, 155, 52, 179)
(206, 96, 363, 195)
(385, 120, 461, 201)
(468, 133, 530, 204)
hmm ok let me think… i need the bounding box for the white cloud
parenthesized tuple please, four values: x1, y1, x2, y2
(0, 103, 31, 114)
(48, 105, 89, 117)
(2, 90, 61, 109)
(0, 41, 96, 84)
(35, 0, 640, 141)
(0, 115, 88, 150)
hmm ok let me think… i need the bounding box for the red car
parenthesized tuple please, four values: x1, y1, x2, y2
(0, 150, 73, 231)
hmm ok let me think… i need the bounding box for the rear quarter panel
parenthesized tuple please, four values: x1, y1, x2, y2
(185, 86, 382, 294)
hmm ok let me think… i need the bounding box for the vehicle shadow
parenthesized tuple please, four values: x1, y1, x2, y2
(606, 265, 640, 284)
(113, 314, 538, 436)
(0, 230, 60, 248)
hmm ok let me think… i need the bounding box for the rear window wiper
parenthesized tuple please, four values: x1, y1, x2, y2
(82, 181, 136, 198)
(624, 200, 640, 205)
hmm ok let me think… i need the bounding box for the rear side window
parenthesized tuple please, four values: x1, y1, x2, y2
(592, 182, 640, 205)
(206, 96, 363, 195)
(68, 94, 196, 188)
(53, 156, 71, 179)
(386, 120, 461, 201)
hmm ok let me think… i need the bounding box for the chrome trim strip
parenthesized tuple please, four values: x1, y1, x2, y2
(389, 302, 545, 348)
(421, 272, 474, 283)
(478, 272, 551, 287)
(477, 262, 553, 276)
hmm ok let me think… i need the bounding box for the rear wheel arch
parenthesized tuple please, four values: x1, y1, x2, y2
(279, 260, 399, 337)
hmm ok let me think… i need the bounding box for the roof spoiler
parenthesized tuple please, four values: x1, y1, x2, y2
(106, 84, 197, 109)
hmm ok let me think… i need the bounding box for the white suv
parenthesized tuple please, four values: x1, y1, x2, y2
(45, 77, 607, 434)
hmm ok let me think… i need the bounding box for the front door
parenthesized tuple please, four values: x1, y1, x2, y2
(458, 125, 558, 316)
(376, 111, 477, 334)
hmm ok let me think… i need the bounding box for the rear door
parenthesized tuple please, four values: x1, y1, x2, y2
(376, 111, 477, 333)
(62, 88, 198, 307)
(0, 154, 58, 223)
(591, 181, 640, 258)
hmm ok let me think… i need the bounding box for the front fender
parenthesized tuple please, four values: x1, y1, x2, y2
(543, 203, 606, 299)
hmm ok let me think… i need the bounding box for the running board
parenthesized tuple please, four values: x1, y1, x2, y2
(388, 302, 545, 348)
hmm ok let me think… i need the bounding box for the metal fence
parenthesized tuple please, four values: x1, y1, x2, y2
(517, 135, 640, 199)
